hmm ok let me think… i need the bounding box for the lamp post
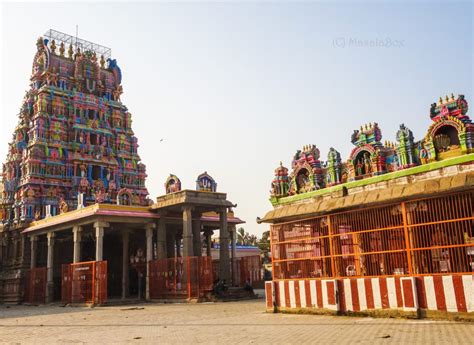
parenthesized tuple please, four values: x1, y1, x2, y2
(130, 248, 146, 300)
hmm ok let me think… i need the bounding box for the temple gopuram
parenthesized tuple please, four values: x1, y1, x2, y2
(260, 94, 474, 320)
(0, 31, 246, 304)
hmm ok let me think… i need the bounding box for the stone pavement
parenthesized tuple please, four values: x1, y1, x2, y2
(0, 299, 472, 344)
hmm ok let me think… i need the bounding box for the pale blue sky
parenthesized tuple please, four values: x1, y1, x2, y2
(1, 1, 473, 235)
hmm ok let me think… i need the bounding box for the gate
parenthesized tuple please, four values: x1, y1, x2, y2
(212, 256, 263, 287)
(61, 264, 72, 304)
(149, 256, 213, 299)
(61, 261, 107, 304)
(24, 267, 47, 304)
(241, 255, 263, 286)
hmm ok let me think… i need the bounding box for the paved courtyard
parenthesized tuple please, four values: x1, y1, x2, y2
(0, 299, 473, 344)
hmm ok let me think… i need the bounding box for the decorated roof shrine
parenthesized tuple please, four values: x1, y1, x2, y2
(0, 32, 149, 228)
(165, 172, 219, 195)
(269, 94, 474, 206)
(196, 172, 217, 192)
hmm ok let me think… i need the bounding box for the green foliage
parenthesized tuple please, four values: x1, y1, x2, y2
(258, 230, 270, 253)
(236, 227, 260, 246)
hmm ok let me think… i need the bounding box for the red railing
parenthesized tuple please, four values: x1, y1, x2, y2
(240, 255, 262, 285)
(271, 190, 474, 280)
(61, 261, 107, 304)
(213, 255, 263, 287)
(149, 256, 213, 299)
(24, 267, 47, 304)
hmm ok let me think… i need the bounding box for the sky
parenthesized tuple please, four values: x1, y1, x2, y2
(1, 1, 473, 236)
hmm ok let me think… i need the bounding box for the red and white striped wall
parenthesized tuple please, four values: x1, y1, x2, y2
(265, 274, 474, 317)
(339, 277, 417, 312)
(265, 279, 338, 311)
(415, 275, 473, 313)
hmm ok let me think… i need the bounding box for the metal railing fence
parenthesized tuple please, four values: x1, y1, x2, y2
(271, 190, 474, 280)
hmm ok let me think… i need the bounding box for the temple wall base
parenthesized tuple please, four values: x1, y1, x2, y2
(265, 274, 474, 321)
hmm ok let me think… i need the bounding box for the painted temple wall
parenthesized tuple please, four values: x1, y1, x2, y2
(265, 274, 474, 319)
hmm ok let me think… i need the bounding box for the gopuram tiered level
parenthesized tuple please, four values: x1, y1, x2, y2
(0, 31, 248, 304)
(260, 94, 474, 320)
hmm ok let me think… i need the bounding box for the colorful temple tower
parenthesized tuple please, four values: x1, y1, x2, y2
(1, 31, 149, 229)
(0, 31, 149, 268)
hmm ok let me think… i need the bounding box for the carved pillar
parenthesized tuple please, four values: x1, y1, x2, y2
(157, 219, 167, 260)
(182, 206, 193, 257)
(72, 226, 82, 263)
(30, 235, 38, 269)
(122, 231, 129, 299)
(145, 223, 155, 300)
(94, 222, 109, 261)
(46, 232, 55, 303)
(219, 208, 230, 282)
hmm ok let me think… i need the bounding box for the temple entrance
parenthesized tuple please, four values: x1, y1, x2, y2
(103, 232, 123, 298)
(128, 231, 147, 299)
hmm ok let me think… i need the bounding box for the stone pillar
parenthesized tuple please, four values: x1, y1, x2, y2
(30, 235, 38, 269)
(122, 231, 129, 299)
(205, 230, 213, 257)
(167, 229, 176, 258)
(229, 225, 237, 286)
(182, 207, 193, 257)
(157, 219, 167, 260)
(46, 232, 55, 303)
(145, 223, 155, 300)
(94, 222, 108, 261)
(72, 226, 82, 263)
(192, 216, 202, 257)
(219, 208, 230, 282)
(176, 233, 182, 257)
(0, 234, 3, 265)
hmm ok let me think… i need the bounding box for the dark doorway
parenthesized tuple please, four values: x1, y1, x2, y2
(103, 232, 123, 298)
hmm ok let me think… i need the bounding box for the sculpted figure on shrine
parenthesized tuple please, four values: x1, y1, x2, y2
(287, 144, 324, 195)
(347, 123, 394, 181)
(326, 147, 342, 186)
(395, 124, 417, 169)
(196, 172, 217, 192)
(270, 162, 289, 197)
(424, 94, 473, 161)
(165, 174, 182, 194)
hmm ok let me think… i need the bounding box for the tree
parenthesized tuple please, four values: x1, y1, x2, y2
(236, 227, 249, 245)
(258, 230, 270, 253)
(248, 234, 258, 246)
